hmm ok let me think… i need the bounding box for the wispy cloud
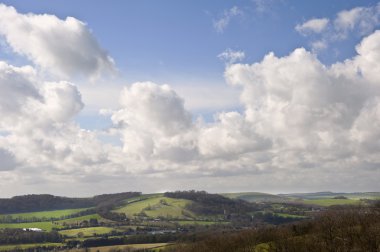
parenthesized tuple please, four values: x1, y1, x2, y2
(218, 48, 245, 64)
(252, 0, 279, 13)
(295, 3, 380, 52)
(334, 4, 380, 38)
(213, 6, 243, 33)
(295, 18, 329, 34)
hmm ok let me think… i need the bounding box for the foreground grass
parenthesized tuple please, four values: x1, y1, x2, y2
(59, 227, 115, 237)
(0, 221, 63, 231)
(0, 208, 89, 220)
(115, 196, 194, 219)
(0, 243, 62, 251)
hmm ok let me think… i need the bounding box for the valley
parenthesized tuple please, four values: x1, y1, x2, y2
(0, 191, 378, 251)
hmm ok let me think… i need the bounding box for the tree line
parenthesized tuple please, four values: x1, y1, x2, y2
(164, 190, 258, 215)
(162, 203, 380, 252)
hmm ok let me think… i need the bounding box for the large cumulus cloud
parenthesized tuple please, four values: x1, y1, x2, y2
(0, 4, 115, 80)
(0, 61, 113, 177)
(111, 82, 197, 161)
(223, 30, 380, 172)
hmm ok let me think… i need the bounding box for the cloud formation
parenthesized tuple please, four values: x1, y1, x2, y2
(213, 6, 242, 33)
(111, 82, 195, 161)
(295, 18, 329, 34)
(296, 3, 380, 51)
(218, 49, 245, 64)
(334, 4, 380, 38)
(0, 4, 115, 80)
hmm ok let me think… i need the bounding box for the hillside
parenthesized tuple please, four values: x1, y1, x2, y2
(279, 191, 380, 200)
(0, 192, 140, 214)
(222, 192, 287, 203)
(114, 196, 194, 219)
(0, 191, 379, 251)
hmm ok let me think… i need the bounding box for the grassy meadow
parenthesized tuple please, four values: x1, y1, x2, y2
(59, 227, 115, 237)
(0, 208, 89, 220)
(114, 196, 194, 219)
(0, 221, 63, 231)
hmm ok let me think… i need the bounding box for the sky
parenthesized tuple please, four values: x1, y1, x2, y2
(0, 0, 380, 197)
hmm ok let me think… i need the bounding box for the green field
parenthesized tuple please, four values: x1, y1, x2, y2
(56, 214, 101, 224)
(302, 198, 360, 206)
(114, 196, 194, 219)
(0, 221, 63, 231)
(0, 243, 63, 251)
(0, 208, 89, 220)
(59, 227, 115, 237)
(274, 213, 308, 219)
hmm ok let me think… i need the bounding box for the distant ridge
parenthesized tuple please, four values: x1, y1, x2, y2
(0, 192, 140, 214)
(222, 192, 287, 203)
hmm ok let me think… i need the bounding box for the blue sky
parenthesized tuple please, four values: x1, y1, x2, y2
(3, 0, 376, 79)
(0, 0, 380, 196)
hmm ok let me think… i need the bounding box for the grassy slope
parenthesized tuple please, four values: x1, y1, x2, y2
(56, 214, 102, 224)
(0, 222, 63, 231)
(0, 208, 89, 220)
(114, 196, 195, 219)
(0, 214, 102, 231)
(59, 227, 115, 237)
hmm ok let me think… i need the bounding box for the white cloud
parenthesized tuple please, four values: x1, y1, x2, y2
(218, 48, 245, 64)
(111, 82, 196, 160)
(295, 18, 329, 34)
(173, 83, 241, 113)
(0, 4, 115, 80)
(296, 3, 380, 51)
(213, 6, 243, 33)
(0, 61, 112, 177)
(353, 30, 380, 84)
(311, 40, 328, 52)
(223, 31, 380, 179)
(198, 112, 271, 158)
(334, 4, 380, 38)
